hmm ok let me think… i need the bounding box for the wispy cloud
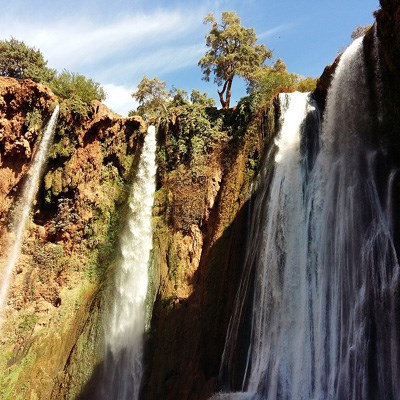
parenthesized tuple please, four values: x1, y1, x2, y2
(258, 23, 296, 40)
(101, 43, 205, 81)
(100, 43, 205, 115)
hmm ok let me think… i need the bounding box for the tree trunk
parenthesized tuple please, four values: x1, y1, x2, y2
(225, 78, 233, 109)
(218, 78, 233, 109)
(218, 90, 227, 109)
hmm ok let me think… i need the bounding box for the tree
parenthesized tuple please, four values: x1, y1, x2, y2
(0, 38, 55, 83)
(271, 58, 287, 73)
(198, 11, 272, 109)
(131, 76, 170, 120)
(170, 87, 189, 106)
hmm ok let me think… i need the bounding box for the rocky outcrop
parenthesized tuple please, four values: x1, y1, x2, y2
(0, 77, 145, 399)
(314, 55, 340, 110)
(0, 77, 56, 236)
(140, 104, 279, 400)
(377, 0, 400, 75)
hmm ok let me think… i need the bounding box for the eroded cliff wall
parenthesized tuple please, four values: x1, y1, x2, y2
(0, 77, 146, 399)
(140, 102, 279, 400)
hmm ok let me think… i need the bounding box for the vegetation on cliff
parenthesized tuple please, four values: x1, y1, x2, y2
(50, 70, 106, 116)
(0, 38, 105, 117)
(131, 76, 170, 121)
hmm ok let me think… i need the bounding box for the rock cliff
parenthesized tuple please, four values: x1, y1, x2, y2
(0, 77, 145, 399)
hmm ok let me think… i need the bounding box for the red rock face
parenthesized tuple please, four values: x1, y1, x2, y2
(0, 77, 145, 245)
(0, 77, 57, 243)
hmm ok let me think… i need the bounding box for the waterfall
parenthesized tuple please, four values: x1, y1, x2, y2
(0, 106, 59, 322)
(99, 125, 157, 400)
(215, 36, 400, 400)
(373, 23, 384, 122)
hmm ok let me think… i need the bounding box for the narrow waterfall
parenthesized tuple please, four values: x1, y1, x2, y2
(373, 22, 384, 122)
(215, 36, 400, 400)
(99, 125, 157, 400)
(0, 106, 59, 321)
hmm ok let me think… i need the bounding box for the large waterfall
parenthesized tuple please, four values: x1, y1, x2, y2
(215, 36, 400, 400)
(98, 125, 157, 400)
(0, 106, 59, 322)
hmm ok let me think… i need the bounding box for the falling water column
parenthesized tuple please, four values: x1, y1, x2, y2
(101, 125, 157, 400)
(0, 105, 59, 322)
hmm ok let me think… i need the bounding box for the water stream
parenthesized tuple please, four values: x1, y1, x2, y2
(99, 125, 157, 400)
(0, 106, 59, 322)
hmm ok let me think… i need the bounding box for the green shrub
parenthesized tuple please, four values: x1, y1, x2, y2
(24, 109, 43, 132)
(249, 59, 316, 107)
(48, 137, 75, 160)
(50, 70, 105, 117)
(18, 313, 38, 332)
(295, 77, 317, 92)
(163, 102, 226, 169)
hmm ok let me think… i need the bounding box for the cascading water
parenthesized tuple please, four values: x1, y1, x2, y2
(0, 106, 59, 322)
(215, 36, 400, 400)
(98, 125, 157, 400)
(373, 22, 384, 122)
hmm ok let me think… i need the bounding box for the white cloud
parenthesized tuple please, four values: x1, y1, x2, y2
(103, 83, 137, 117)
(98, 43, 205, 82)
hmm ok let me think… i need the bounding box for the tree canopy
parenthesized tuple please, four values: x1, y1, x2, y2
(49, 70, 106, 115)
(198, 11, 272, 109)
(130, 76, 217, 121)
(131, 76, 170, 121)
(0, 37, 55, 83)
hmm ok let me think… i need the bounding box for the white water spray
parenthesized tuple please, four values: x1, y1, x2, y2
(100, 125, 157, 400)
(373, 23, 384, 122)
(0, 106, 59, 321)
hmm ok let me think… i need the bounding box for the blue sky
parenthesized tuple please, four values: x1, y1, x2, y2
(0, 0, 379, 115)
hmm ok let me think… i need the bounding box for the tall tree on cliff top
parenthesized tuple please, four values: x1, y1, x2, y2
(198, 11, 272, 109)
